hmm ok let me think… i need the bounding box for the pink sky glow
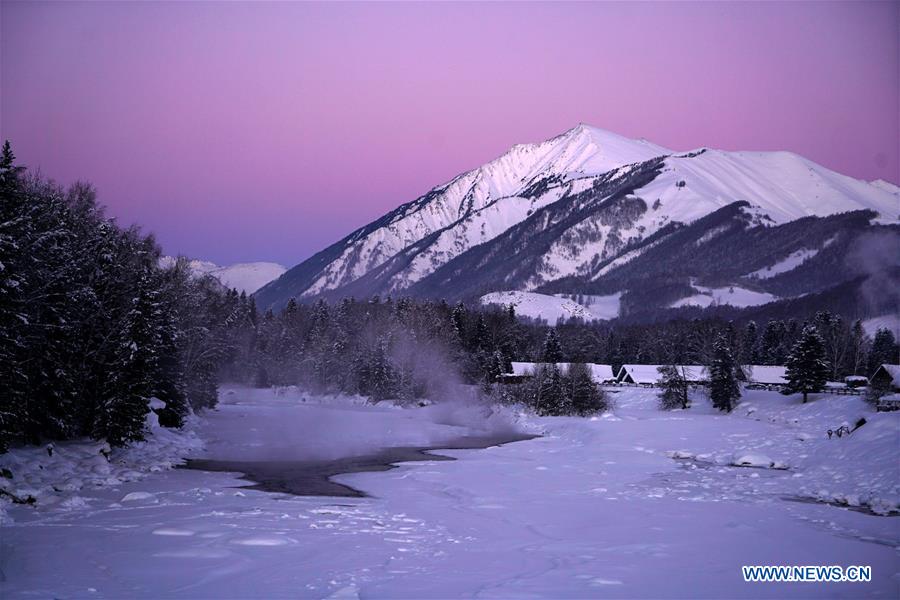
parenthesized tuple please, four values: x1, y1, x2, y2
(2, 1, 897, 264)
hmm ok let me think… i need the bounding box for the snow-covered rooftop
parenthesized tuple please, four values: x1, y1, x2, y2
(508, 362, 616, 383)
(619, 365, 661, 384)
(874, 364, 900, 386)
(740, 365, 788, 385)
(617, 365, 709, 385)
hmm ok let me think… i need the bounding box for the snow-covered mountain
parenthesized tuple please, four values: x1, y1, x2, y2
(207, 262, 286, 294)
(161, 257, 286, 294)
(255, 124, 898, 317)
(480, 290, 622, 323)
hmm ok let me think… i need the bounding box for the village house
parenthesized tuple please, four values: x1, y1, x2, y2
(869, 364, 900, 393)
(738, 365, 788, 389)
(615, 365, 709, 386)
(501, 362, 617, 385)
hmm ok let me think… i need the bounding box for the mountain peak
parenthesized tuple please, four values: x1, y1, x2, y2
(254, 126, 896, 310)
(535, 123, 671, 177)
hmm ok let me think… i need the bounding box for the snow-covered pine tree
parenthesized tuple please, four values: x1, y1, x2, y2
(367, 337, 397, 401)
(784, 325, 829, 403)
(451, 303, 467, 342)
(866, 328, 898, 377)
(487, 350, 507, 383)
(567, 362, 606, 416)
(708, 335, 741, 412)
(534, 363, 568, 416)
(741, 320, 759, 364)
(541, 328, 563, 363)
(93, 251, 160, 446)
(471, 314, 491, 352)
(658, 364, 689, 410)
(760, 320, 787, 365)
(153, 261, 190, 427)
(0, 141, 29, 449)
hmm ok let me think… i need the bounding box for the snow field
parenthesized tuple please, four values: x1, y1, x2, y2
(1, 385, 898, 598)
(481, 290, 621, 322)
(0, 408, 203, 523)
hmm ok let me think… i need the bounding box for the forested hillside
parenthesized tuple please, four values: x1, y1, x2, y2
(0, 144, 254, 450)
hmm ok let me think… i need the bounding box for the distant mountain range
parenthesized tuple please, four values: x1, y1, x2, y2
(160, 257, 286, 294)
(253, 124, 899, 322)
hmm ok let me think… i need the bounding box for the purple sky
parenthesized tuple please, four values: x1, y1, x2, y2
(2, 2, 897, 266)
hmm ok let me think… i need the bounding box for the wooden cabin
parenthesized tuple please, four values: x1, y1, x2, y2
(870, 364, 900, 392)
(739, 365, 788, 389)
(500, 362, 617, 384)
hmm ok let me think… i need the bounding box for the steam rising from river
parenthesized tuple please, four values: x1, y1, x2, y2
(201, 384, 527, 464)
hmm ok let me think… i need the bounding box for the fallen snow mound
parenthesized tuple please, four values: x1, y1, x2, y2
(732, 453, 776, 468)
(0, 411, 202, 522)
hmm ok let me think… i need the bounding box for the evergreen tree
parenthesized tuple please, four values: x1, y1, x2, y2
(866, 328, 899, 376)
(0, 144, 32, 448)
(784, 326, 829, 403)
(658, 365, 689, 410)
(93, 258, 159, 445)
(741, 320, 759, 364)
(568, 363, 607, 416)
(760, 320, 787, 365)
(534, 363, 568, 416)
(451, 303, 467, 341)
(471, 314, 490, 352)
(708, 335, 741, 412)
(367, 338, 397, 401)
(0, 141, 25, 189)
(486, 350, 507, 383)
(541, 328, 563, 363)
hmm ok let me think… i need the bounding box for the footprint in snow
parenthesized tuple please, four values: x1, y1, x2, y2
(152, 527, 195, 536)
(589, 577, 623, 586)
(230, 536, 293, 546)
(153, 548, 231, 559)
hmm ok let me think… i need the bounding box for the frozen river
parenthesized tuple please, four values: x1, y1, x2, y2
(2, 386, 898, 598)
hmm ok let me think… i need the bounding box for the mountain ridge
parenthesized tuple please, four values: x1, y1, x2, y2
(254, 124, 899, 317)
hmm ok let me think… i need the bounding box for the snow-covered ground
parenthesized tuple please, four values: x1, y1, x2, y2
(2, 386, 898, 598)
(481, 290, 620, 322)
(749, 248, 820, 279)
(671, 283, 778, 308)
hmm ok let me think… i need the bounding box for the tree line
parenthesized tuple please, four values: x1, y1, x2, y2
(2, 142, 897, 451)
(654, 324, 839, 414)
(0, 143, 248, 450)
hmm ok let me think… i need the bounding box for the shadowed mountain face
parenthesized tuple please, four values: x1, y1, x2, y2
(254, 125, 899, 319)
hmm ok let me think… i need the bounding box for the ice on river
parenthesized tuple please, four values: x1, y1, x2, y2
(1, 385, 898, 598)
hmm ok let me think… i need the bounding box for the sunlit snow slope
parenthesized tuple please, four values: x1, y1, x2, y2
(161, 257, 286, 294)
(256, 124, 898, 310)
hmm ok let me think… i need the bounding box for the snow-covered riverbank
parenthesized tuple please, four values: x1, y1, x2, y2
(1, 386, 898, 598)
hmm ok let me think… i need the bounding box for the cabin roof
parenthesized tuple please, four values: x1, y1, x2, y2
(617, 364, 709, 384)
(509, 362, 616, 382)
(873, 364, 900, 385)
(740, 365, 788, 385)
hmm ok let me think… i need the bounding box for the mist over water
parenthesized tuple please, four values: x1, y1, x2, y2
(199, 384, 528, 465)
(419, 389, 527, 438)
(185, 384, 534, 497)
